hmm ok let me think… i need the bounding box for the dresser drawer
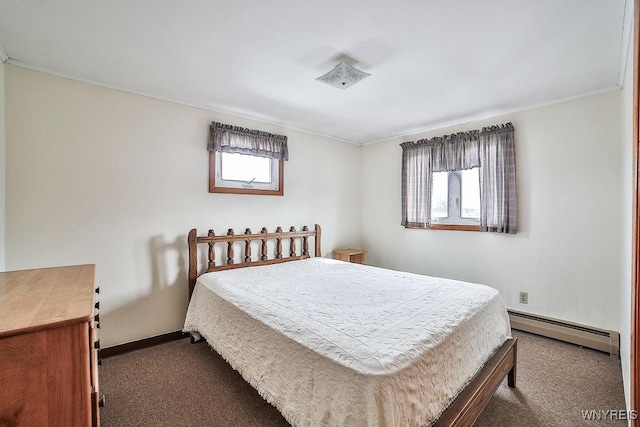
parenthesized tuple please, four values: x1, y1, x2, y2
(0, 323, 93, 426)
(0, 264, 98, 427)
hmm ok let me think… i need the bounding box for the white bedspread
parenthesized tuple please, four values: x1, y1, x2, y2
(184, 257, 511, 427)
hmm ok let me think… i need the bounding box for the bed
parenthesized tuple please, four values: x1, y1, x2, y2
(183, 224, 517, 426)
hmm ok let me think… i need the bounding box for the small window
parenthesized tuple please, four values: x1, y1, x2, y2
(460, 168, 480, 219)
(431, 172, 449, 218)
(209, 152, 283, 195)
(220, 153, 272, 183)
(431, 167, 480, 230)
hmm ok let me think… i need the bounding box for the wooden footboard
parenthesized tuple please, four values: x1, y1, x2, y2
(436, 337, 518, 426)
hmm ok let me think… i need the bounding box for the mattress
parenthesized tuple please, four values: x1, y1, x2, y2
(183, 257, 511, 427)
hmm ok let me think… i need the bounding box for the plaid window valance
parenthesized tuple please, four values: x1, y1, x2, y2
(208, 121, 289, 161)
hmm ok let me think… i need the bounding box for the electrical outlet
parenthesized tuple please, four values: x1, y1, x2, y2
(519, 291, 528, 304)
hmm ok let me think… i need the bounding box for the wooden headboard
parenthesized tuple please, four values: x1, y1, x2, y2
(187, 224, 321, 299)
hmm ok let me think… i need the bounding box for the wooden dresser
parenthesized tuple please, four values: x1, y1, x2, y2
(0, 264, 101, 427)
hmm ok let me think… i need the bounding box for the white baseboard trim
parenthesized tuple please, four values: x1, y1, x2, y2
(508, 309, 619, 357)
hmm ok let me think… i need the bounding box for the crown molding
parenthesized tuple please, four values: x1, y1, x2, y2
(0, 43, 8, 63)
(617, 0, 634, 87)
(6, 59, 361, 146)
(364, 85, 622, 146)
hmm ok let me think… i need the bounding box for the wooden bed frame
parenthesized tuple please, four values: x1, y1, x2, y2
(187, 224, 517, 427)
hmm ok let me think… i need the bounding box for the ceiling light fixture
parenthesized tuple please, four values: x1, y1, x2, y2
(316, 62, 370, 89)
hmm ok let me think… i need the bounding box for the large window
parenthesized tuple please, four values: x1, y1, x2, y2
(208, 121, 288, 196)
(401, 123, 516, 233)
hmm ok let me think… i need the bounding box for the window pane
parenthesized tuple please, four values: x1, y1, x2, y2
(460, 168, 480, 219)
(220, 153, 272, 183)
(431, 171, 449, 218)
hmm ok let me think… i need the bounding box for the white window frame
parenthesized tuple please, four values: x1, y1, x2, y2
(209, 151, 284, 196)
(430, 168, 480, 231)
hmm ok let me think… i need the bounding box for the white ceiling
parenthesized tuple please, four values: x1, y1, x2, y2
(0, 0, 630, 144)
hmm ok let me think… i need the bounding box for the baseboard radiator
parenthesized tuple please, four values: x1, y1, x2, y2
(508, 309, 620, 357)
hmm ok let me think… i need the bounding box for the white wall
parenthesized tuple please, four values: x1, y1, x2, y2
(361, 90, 623, 331)
(0, 59, 5, 271)
(3, 63, 629, 349)
(5, 66, 362, 347)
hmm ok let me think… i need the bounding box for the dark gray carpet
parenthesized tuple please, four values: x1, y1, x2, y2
(99, 331, 626, 426)
(475, 332, 626, 426)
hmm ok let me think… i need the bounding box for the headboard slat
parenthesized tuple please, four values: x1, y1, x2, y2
(302, 225, 309, 257)
(244, 228, 252, 263)
(275, 226, 283, 259)
(260, 227, 268, 261)
(289, 226, 297, 257)
(207, 229, 215, 270)
(226, 229, 235, 265)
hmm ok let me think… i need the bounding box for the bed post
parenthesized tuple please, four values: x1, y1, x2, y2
(315, 224, 321, 257)
(188, 228, 198, 299)
(508, 337, 517, 387)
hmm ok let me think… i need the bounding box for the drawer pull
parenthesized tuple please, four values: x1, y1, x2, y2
(95, 286, 100, 294)
(94, 339, 100, 350)
(98, 395, 106, 407)
(95, 301, 100, 310)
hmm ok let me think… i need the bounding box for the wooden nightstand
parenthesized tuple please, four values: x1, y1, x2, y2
(332, 248, 366, 264)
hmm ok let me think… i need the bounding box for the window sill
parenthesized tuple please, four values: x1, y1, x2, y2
(431, 224, 480, 231)
(405, 224, 481, 232)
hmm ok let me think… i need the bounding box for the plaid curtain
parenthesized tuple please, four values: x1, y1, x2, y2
(479, 123, 517, 234)
(401, 143, 433, 228)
